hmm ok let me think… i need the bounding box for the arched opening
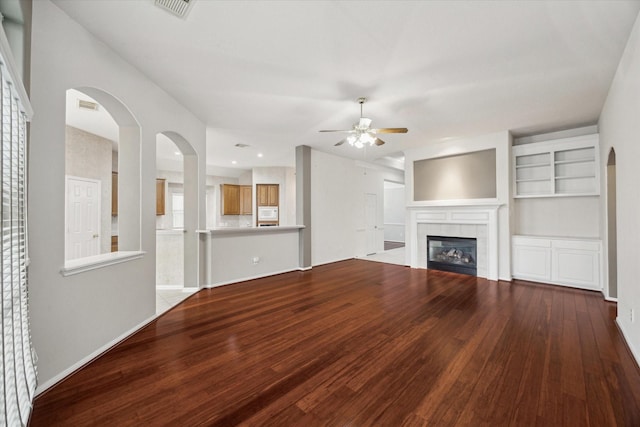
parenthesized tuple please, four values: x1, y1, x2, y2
(155, 131, 199, 312)
(64, 87, 140, 261)
(607, 148, 617, 299)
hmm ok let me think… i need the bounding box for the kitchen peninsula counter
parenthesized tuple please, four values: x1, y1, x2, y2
(197, 225, 306, 287)
(198, 225, 305, 236)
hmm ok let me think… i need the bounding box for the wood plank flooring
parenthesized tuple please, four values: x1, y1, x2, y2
(30, 259, 640, 426)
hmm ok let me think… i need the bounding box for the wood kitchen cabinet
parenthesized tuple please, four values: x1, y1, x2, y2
(256, 184, 279, 206)
(221, 184, 252, 215)
(240, 185, 252, 215)
(221, 184, 241, 215)
(111, 172, 118, 216)
(156, 178, 166, 216)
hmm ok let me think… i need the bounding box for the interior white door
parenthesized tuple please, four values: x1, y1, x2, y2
(66, 176, 101, 260)
(365, 193, 377, 255)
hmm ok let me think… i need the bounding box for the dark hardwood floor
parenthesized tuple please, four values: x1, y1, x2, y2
(30, 259, 640, 426)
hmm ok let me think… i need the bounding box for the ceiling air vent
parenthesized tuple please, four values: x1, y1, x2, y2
(235, 143, 250, 148)
(155, 0, 195, 19)
(77, 99, 99, 111)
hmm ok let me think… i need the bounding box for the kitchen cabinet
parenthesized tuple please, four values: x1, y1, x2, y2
(156, 178, 166, 216)
(257, 184, 279, 206)
(221, 184, 241, 215)
(111, 172, 118, 216)
(240, 185, 252, 215)
(513, 134, 599, 198)
(512, 235, 601, 291)
(221, 184, 252, 215)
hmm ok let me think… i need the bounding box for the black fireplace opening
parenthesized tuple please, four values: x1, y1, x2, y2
(427, 236, 477, 276)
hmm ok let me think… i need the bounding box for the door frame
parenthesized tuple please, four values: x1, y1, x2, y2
(365, 192, 378, 255)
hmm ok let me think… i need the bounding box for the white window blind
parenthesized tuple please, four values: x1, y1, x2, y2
(0, 38, 36, 427)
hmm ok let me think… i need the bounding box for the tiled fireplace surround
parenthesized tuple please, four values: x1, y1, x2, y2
(407, 205, 500, 281)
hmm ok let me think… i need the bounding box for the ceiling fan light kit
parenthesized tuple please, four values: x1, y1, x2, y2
(320, 97, 407, 148)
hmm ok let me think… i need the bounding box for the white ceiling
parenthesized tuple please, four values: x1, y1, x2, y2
(54, 0, 640, 173)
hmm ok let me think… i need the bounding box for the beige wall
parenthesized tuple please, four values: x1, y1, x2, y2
(65, 125, 113, 254)
(413, 149, 497, 201)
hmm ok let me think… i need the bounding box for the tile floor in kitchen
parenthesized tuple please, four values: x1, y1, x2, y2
(156, 287, 198, 314)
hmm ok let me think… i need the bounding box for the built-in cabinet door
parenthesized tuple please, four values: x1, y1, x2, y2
(551, 240, 600, 290)
(512, 235, 601, 291)
(257, 184, 269, 206)
(512, 237, 551, 282)
(156, 179, 166, 216)
(221, 184, 241, 215)
(268, 185, 279, 206)
(111, 172, 118, 216)
(240, 185, 252, 215)
(256, 184, 279, 206)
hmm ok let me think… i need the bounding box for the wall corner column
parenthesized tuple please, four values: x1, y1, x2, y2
(296, 145, 311, 269)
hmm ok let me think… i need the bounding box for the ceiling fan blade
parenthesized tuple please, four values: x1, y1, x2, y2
(374, 138, 386, 146)
(370, 128, 408, 134)
(319, 129, 356, 133)
(334, 139, 347, 146)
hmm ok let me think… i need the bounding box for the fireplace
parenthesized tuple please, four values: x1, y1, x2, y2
(427, 236, 477, 276)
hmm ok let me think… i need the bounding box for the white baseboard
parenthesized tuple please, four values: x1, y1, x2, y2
(206, 267, 300, 289)
(35, 313, 158, 396)
(616, 318, 640, 369)
(312, 256, 353, 267)
(156, 285, 184, 290)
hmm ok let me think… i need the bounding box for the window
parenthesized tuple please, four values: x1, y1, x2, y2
(172, 192, 184, 229)
(1, 44, 37, 425)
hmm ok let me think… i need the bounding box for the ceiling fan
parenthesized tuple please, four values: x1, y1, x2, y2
(319, 97, 408, 148)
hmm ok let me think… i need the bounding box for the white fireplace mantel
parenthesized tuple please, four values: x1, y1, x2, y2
(407, 204, 502, 281)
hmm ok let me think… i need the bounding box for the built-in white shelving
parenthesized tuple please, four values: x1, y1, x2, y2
(513, 134, 599, 198)
(512, 235, 601, 291)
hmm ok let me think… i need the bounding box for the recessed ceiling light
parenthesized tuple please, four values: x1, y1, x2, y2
(174, 151, 181, 155)
(231, 160, 237, 165)
(257, 153, 263, 158)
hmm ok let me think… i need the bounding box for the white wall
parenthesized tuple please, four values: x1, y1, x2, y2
(29, 0, 206, 390)
(404, 131, 512, 280)
(208, 229, 300, 286)
(311, 151, 357, 265)
(598, 13, 640, 361)
(310, 150, 403, 265)
(513, 197, 599, 238)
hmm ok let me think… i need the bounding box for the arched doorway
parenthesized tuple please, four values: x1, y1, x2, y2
(155, 131, 199, 312)
(607, 148, 617, 299)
